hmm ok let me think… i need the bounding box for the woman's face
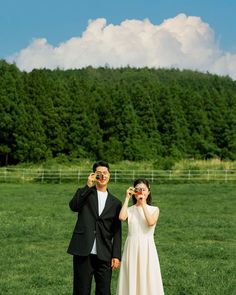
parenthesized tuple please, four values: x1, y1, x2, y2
(134, 182, 149, 201)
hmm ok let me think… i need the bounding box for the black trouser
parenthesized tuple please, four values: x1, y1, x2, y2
(73, 254, 112, 295)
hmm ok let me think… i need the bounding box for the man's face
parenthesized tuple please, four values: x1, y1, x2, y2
(95, 166, 110, 186)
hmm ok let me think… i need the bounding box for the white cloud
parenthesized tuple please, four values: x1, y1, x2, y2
(9, 13, 236, 80)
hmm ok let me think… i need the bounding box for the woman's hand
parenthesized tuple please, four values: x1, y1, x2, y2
(137, 193, 146, 207)
(126, 187, 135, 200)
(119, 187, 134, 221)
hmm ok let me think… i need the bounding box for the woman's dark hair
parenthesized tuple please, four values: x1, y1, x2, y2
(93, 160, 110, 172)
(132, 178, 152, 205)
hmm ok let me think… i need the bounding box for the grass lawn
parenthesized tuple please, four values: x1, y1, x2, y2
(0, 182, 235, 294)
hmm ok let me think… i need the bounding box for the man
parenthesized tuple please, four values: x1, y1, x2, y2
(67, 160, 122, 295)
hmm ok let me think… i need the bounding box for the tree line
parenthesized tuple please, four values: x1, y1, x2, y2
(0, 60, 236, 166)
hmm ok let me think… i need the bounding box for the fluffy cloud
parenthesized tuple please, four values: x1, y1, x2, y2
(9, 14, 236, 79)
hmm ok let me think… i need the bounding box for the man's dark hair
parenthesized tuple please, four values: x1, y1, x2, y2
(93, 160, 110, 172)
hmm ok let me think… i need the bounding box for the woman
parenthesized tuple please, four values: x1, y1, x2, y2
(116, 178, 164, 295)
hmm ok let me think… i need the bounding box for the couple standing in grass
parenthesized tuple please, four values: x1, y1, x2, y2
(67, 160, 164, 295)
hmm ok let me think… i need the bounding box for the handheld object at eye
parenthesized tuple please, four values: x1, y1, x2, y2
(134, 188, 142, 194)
(132, 188, 143, 200)
(96, 173, 104, 180)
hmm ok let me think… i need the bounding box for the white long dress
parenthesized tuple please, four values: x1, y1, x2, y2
(116, 205, 164, 295)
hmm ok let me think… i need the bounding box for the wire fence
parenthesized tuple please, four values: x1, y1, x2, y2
(0, 167, 236, 183)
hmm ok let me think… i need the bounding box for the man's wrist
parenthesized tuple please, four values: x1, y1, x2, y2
(87, 181, 93, 187)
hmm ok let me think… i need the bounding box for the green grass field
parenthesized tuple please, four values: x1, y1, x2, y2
(0, 183, 235, 295)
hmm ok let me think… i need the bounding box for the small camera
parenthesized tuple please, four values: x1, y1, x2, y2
(96, 173, 104, 180)
(133, 188, 142, 195)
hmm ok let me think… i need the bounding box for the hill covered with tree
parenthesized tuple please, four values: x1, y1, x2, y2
(0, 60, 236, 166)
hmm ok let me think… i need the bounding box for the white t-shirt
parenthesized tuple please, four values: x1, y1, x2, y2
(91, 190, 108, 254)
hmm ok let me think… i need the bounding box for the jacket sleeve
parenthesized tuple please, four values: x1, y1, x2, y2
(112, 201, 122, 260)
(69, 185, 93, 212)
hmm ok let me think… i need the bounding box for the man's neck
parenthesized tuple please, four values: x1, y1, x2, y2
(96, 185, 107, 192)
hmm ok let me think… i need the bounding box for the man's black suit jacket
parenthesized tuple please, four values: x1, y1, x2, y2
(67, 185, 122, 261)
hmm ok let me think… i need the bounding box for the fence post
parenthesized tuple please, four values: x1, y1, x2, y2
(22, 169, 25, 183)
(151, 170, 154, 182)
(78, 170, 80, 183)
(4, 167, 7, 182)
(114, 170, 117, 183)
(169, 170, 172, 180)
(59, 169, 62, 184)
(225, 170, 228, 183)
(41, 170, 44, 183)
(188, 170, 191, 180)
(132, 170, 135, 181)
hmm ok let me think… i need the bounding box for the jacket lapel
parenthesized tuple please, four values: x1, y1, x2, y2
(100, 194, 114, 217)
(88, 187, 99, 217)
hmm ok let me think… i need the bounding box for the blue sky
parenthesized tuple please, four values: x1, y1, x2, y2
(1, 0, 236, 78)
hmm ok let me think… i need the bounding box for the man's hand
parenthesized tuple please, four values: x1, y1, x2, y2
(87, 173, 96, 187)
(111, 258, 120, 270)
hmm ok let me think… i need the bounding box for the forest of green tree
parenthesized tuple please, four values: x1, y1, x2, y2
(0, 60, 236, 166)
